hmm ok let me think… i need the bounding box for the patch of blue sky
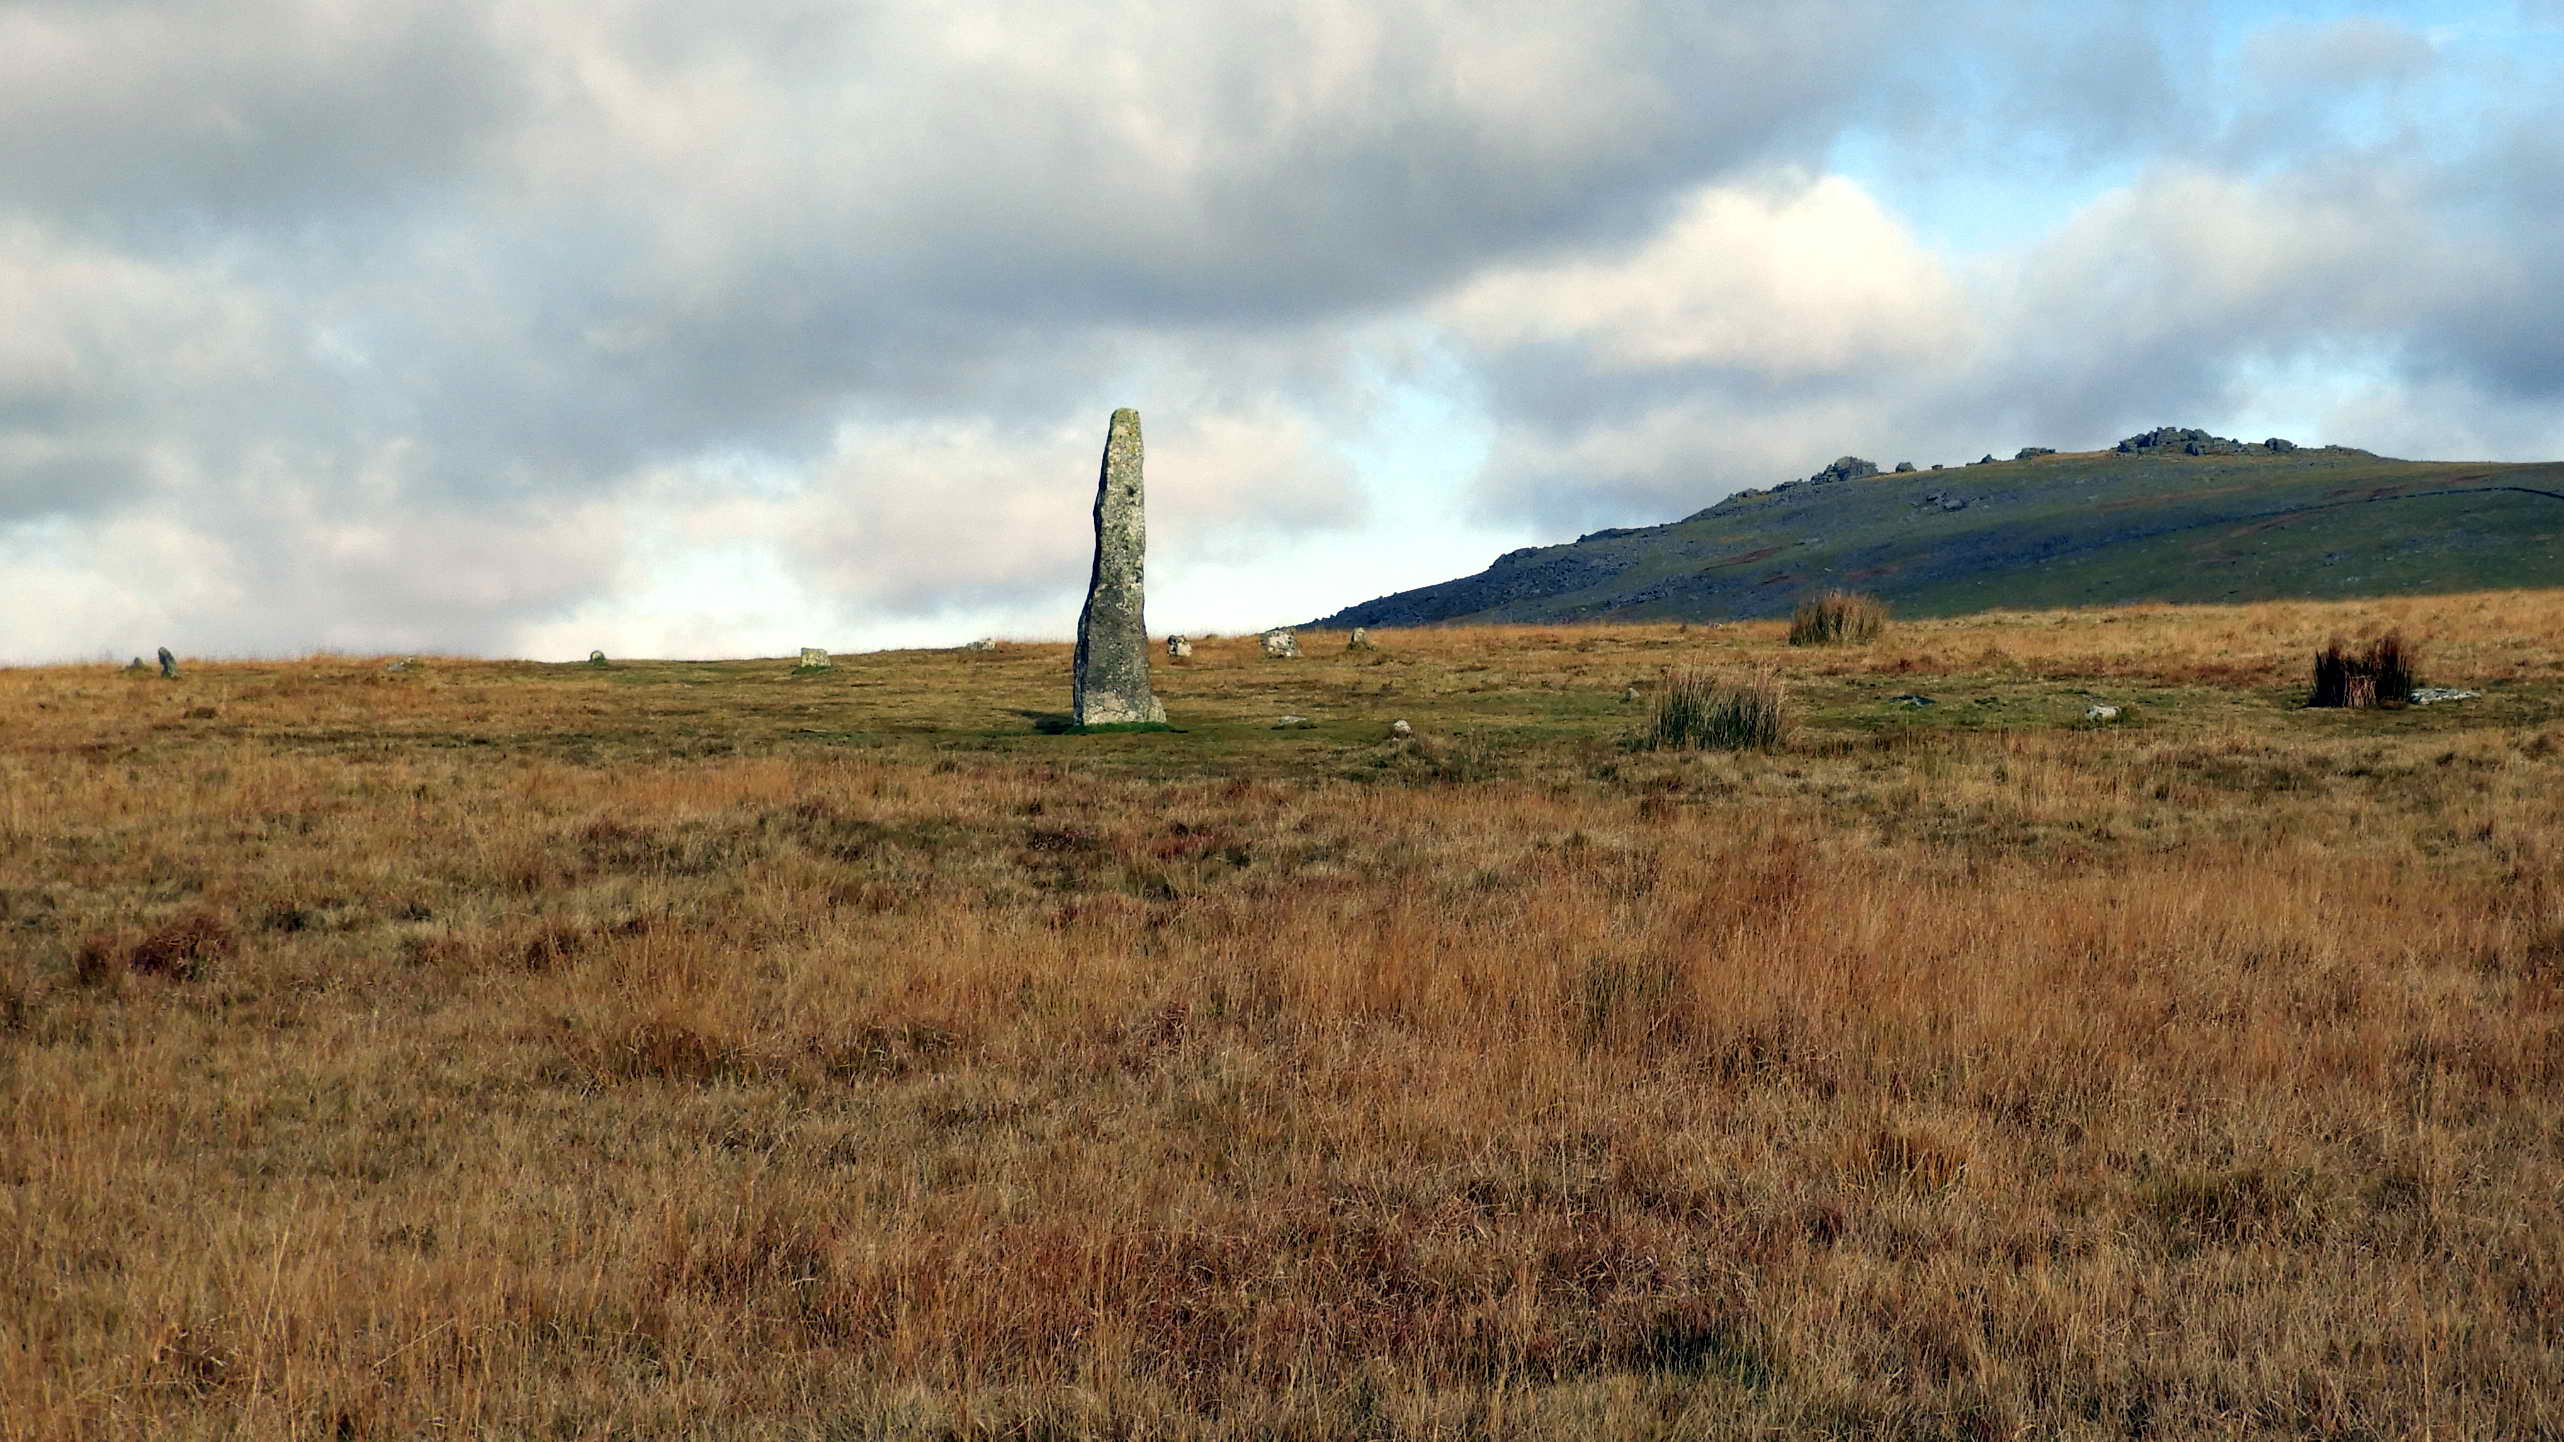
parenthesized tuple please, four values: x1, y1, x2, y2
(1829, 1, 2543, 257)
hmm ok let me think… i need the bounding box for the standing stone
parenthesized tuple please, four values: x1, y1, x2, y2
(1346, 627, 1373, 651)
(1166, 635, 1193, 659)
(963, 637, 999, 652)
(1072, 409, 1166, 726)
(588, 650, 609, 666)
(1260, 629, 1300, 659)
(796, 647, 833, 670)
(1389, 719, 1413, 739)
(157, 647, 178, 679)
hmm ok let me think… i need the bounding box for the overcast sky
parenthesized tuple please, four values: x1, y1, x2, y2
(6, 0, 2562, 662)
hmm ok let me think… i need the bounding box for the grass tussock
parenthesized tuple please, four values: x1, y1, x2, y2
(1788, 589, 1889, 646)
(2310, 629, 2421, 708)
(1636, 667, 1788, 751)
(3, 597, 2562, 1439)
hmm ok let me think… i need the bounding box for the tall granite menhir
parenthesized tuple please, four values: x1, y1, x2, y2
(1072, 409, 1166, 726)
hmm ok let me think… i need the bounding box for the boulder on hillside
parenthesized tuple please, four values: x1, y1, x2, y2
(2015, 446, 2056, 460)
(1892, 460, 1916, 472)
(1809, 456, 1880, 485)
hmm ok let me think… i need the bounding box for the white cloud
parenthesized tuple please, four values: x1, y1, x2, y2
(1442, 175, 1970, 378)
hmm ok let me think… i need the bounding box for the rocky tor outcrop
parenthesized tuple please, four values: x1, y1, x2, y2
(2116, 426, 2299, 457)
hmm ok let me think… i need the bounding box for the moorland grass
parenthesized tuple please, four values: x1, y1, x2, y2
(1635, 667, 1788, 751)
(4, 595, 2563, 1439)
(2311, 629, 2422, 708)
(1788, 590, 1889, 646)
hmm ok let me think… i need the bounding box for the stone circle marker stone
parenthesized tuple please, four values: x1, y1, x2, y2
(588, 649, 608, 666)
(1346, 627, 1373, 651)
(1261, 628, 1299, 659)
(1071, 409, 1166, 726)
(964, 637, 998, 652)
(157, 646, 177, 679)
(797, 647, 832, 670)
(1166, 635, 1193, 660)
(1390, 719, 1413, 738)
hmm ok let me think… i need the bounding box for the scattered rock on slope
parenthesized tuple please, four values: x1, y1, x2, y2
(1809, 456, 1881, 485)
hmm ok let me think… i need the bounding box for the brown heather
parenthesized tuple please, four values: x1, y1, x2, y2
(4, 593, 2563, 1440)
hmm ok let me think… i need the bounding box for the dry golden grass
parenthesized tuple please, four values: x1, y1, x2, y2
(6, 593, 2563, 1439)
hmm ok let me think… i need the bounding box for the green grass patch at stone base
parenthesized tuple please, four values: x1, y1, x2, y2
(1033, 718, 1183, 736)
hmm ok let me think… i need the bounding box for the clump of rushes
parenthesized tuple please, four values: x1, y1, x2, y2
(1789, 590, 1889, 646)
(2309, 630, 2419, 708)
(1638, 667, 1788, 751)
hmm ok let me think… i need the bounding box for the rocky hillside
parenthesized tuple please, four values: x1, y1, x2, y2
(1315, 429, 2564, 626)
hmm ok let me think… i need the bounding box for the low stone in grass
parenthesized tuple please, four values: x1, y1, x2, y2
(1389, 719, 1413, 739)
(588, 650, 609, 667)
(1166, 635, 1193, 659)
(1346, 627, 1374, 651)
(2085, 704, 2122, 722)
(1274, 715, 1312, 729)
(1261, 629, 1300, 659)
(964, 637, 999, 652)
(796, 647, 833, 671)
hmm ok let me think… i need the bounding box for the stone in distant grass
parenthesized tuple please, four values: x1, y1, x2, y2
(1261, 629, 1300, 659)
(157, 646, 178, 679)
(796, 647, 832, 671)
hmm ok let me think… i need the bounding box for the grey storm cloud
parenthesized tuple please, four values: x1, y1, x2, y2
(5, 2, 2561, 659)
